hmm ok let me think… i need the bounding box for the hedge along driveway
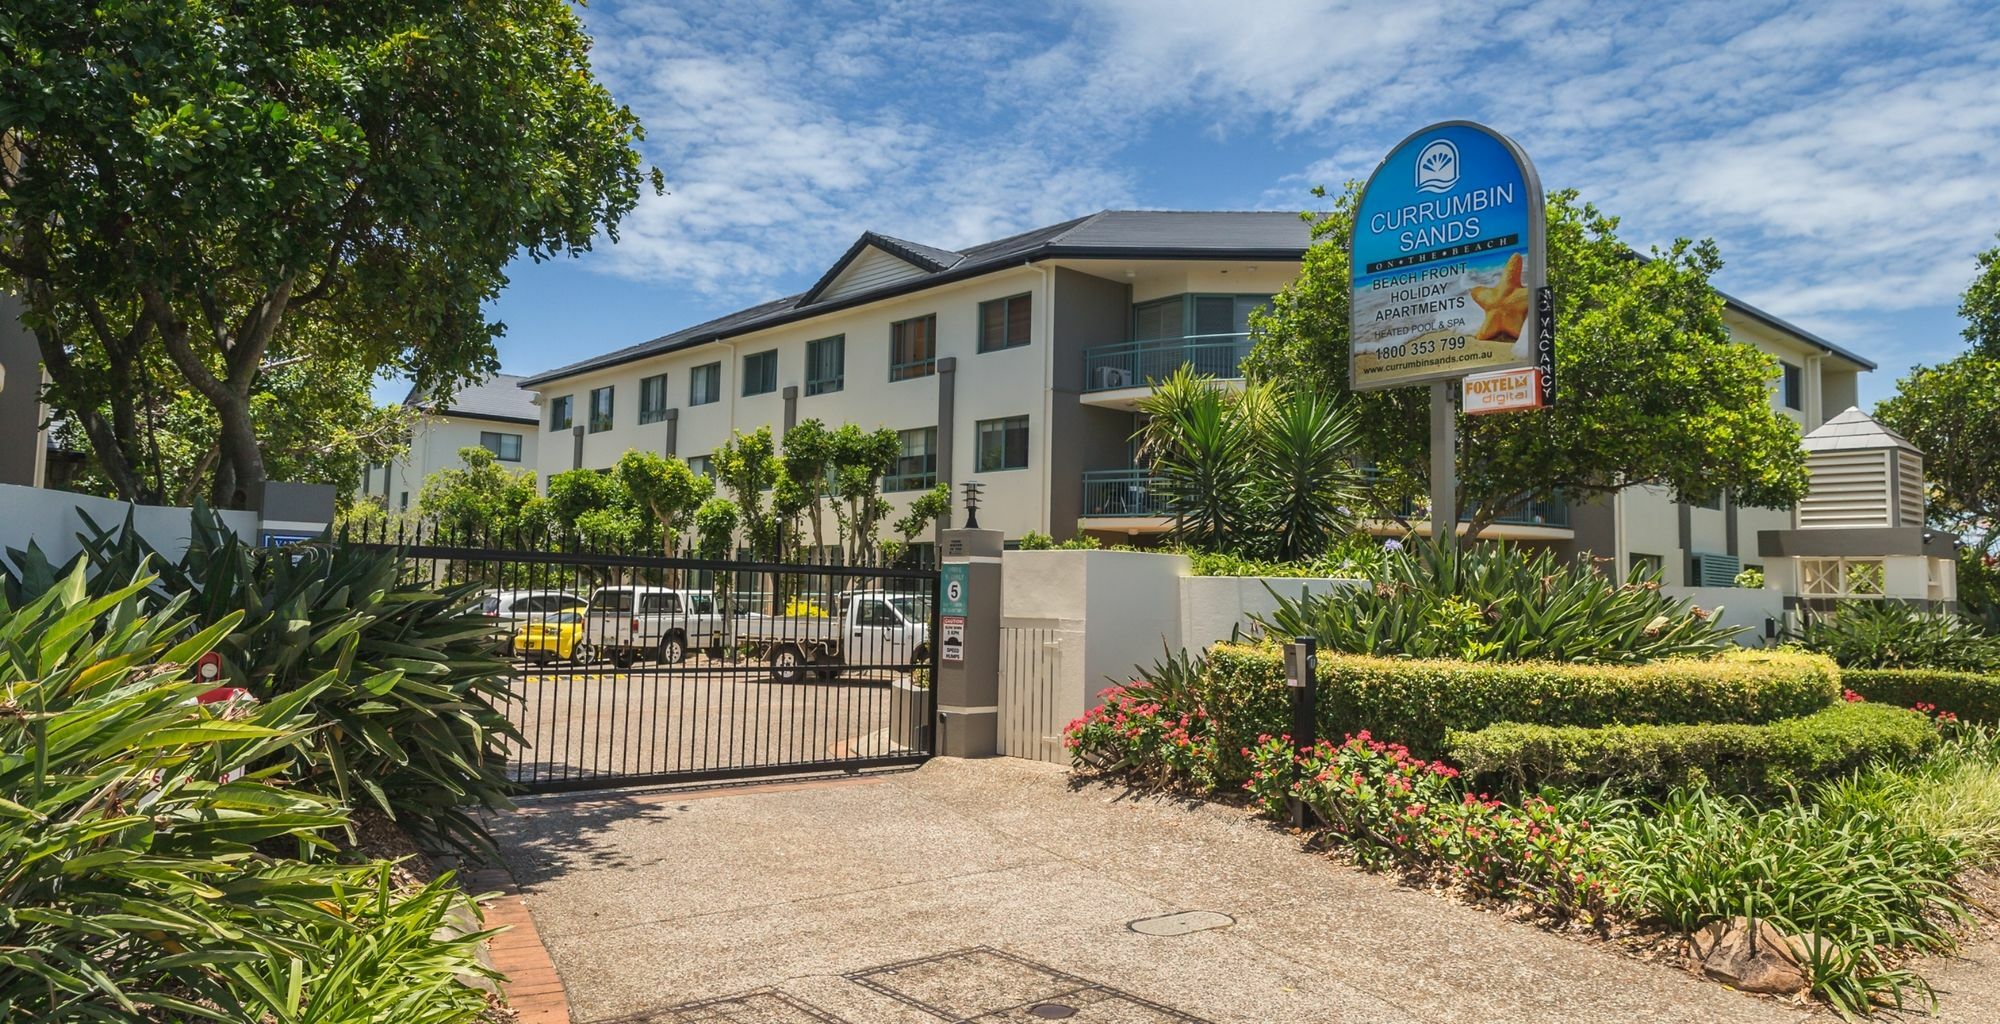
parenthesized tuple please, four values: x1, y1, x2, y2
(1201, 644, 1840, 770)
(1845, 668, 2000, 722)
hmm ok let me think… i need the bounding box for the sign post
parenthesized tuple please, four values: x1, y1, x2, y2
(1350, 121, 1552, 536)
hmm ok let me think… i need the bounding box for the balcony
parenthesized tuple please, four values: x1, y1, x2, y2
(1080, 334, 1252, 405)
(1077, 466, 1571, 536)
(1081, 468, 1166, 519)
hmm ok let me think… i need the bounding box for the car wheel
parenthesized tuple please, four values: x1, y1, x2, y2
(769, 644, 806, 684)
(659, 633, 687, 665)
(571, 643, 596, 665)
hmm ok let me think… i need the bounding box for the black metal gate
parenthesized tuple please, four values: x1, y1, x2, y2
(355, 525, 939, 793)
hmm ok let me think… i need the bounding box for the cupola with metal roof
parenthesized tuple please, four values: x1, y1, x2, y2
(1796, 407, 1925, 530)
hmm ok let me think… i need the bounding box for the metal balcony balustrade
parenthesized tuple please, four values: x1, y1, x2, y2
(1080, 466, 1569, 527)
(1080, 333, 1252, 392)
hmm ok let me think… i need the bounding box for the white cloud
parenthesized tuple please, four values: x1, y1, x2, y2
(573, 0, 2000, 384)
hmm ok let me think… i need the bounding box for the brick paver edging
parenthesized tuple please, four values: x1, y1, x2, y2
(464, 865, 570, 1024)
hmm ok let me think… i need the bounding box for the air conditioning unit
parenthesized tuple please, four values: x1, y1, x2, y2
(1094, 366, 1135, 390)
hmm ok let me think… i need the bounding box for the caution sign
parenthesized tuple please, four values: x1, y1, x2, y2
(941, 615, 966, 663)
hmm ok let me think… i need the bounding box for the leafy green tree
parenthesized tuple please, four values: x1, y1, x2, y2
(1878, 354, 2000, 554)
(780, 418, 837, 555)
(615, 450, 713, 554)
(715, 427, 784, 560)
(892, 484, 953, 550)
(1878, 237, 2000, 557)
(414, 446, 542, 539)
(51, 333, 412, 506)
(0, 1, 657, 506)
(544, 467, 643, 548)
(828, 424, 902, 562)
(1244, 187, 1810, 537)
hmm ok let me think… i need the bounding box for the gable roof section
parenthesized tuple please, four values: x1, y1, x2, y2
(522, 209, 1872, 385)
(402, 372, 539, 425)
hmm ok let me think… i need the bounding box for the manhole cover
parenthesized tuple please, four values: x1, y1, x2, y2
(1028, 1005, 1077, 1020)
(1127, 910, 1235, 936)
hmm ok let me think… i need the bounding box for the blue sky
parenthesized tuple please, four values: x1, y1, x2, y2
(443, 0, 2000, 409)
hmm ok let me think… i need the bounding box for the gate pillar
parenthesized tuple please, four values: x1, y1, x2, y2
(936, 528, 1002, 757)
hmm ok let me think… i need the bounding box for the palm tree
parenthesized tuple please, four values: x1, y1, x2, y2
(1135, 366, 1260, 551)
(1136, 366, 1362, 558)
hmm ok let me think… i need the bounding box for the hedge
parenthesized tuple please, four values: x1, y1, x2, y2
(1200, 643, 1841, 770)
(1843, 668, 2000, 723)
(1444, 702, 1937, 797)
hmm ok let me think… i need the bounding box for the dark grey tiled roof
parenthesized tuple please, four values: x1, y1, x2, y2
(403, 373, 539, 424)
(523, 211, 1314, 386)
(522, 209, 1871, 384)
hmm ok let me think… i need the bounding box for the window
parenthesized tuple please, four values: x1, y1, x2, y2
(398, 491, 409, 511)
(976, 416, 1029, 471)
(479, 431, 523, 462)
(588, 589, 634, 614)
(890, 314, 936, 381)
(1780, 361, 1803, 411)
(806, 335, 845, 395)
(686, 455, 713, 479)
(690, 362, 721, 406)
(588, 386, 614, 432)
(639, 373, 670, 424)
(548, 394, 574, 431)
(1628, 553, 1663, 580)
(1133, 294, 1271, 340)
(856, 598, 901, 627)
(979, 294, 1032, 352)
(883, 427, 936, 492)
(638, 592, 682, 614)
(742, 350, 777, 396)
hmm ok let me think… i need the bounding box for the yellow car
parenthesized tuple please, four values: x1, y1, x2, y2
(513, 612, 592, 665)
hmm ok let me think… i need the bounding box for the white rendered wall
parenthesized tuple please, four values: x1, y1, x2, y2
(0, 482, 259, 567)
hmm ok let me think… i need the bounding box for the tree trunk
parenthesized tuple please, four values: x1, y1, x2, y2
(28, 320, 144, 500)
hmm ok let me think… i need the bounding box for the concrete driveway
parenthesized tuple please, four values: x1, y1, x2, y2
(488, 757, 1997, 1023)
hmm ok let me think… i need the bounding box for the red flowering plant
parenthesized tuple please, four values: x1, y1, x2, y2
(1064, 685, 1219, 790)
(1244, 729, 1617, 922)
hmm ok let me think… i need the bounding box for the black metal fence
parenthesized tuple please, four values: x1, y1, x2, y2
(344, 521, 939, 792)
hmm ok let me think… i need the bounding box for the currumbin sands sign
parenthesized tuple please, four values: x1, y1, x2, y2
(1349, 121, 1547, 393)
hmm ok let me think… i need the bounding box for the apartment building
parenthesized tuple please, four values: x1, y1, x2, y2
(357, 373, 541, 513)
(517, 209, 1951, 608)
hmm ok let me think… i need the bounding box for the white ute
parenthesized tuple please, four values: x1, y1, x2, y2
(737, 589, 932, 683)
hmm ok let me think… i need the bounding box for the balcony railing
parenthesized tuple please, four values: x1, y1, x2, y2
(1081, 334, 1252, 393)
(1082, 466, 1570, 528)
(1081, 468, 1166, 518)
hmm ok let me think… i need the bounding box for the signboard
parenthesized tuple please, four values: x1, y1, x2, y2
(940, 616, 966, 663)
(1462, 367, 1546, 415)
(1350, 121, 1546, 392)
(940, 564, 968, 617)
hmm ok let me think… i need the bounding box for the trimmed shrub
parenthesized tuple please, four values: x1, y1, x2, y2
(1446, 702, 1937, 796)
(1202, 643, 1840, 770)
(1844, 668, 2000, 723)
(1799, 599, 2000, 672)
